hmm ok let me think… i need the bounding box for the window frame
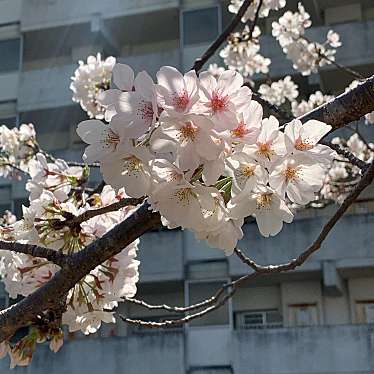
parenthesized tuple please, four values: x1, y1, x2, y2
(180, 4, 222, 48)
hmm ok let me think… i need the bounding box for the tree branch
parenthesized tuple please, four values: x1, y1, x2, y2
(299, 75, 374, 129)
(0, 241, 67, 267)
(49, 197, 144, 231)
(0, 202, 160, 342)
(322, 141, 370, 171)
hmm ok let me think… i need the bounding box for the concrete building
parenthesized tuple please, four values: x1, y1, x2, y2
(0, 0, 374, 373)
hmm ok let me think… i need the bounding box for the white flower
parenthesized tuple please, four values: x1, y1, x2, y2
(245, 116, 286, 166)
(272, 4, 341, 76)
(228, 0, 286, 22)
(269, 156, 325, 205)
(259, 76, 299, 106)
(76, 119, 124, 163)
(198, 70, 252, 130)
(291, 91, 334, 117)
(100, 142, 152, 197)
(150, 183, 216, 231)
(225, 151, 268, 197)
(207, 63, 225, 79)
(229, 100, 263, 145)
(327, 30, 342, 48)
(151, 115, 222, 172)
(156, 66, 199, 117)
(70, 53, 116, 119)
(284, 119, 335, 165)
(113, 71, 158, 139)
(195, 217, 244, 255)
(229, 185, 294, 237)
(219, 26, 271, 78)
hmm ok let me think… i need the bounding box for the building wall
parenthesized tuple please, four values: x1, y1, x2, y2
(0, 0, 373, 373)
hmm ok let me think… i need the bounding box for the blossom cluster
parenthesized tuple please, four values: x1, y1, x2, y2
(272, 3, 341, 75)
(229, 0, 286, 22)
(320, 134, 374, 204)
(258, 76, 299, 106)
(0, 153, 140, 367)
(70, 53, 116, 119)
(219, 25, 271, 80)
(77, 63, 334, 253)
(0, 124, 37, 180)
(291, 90, 334, 117)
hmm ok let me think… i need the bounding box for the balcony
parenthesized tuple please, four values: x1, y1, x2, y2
(20, 0, 178, 31)
(18, 47, 180, 112)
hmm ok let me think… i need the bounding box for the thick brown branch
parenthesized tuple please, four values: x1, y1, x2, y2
(0, 241, 67, 267)
(0, 202, 161, 342)
(299, 75, 374, 129)
(192, 0, 254, 73)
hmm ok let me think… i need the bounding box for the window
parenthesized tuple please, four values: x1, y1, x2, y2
(288, 304, 319, 327)
(235, 310, 282, 329)
(355, 301, 374, 323)
(0, 38, 21, 73)
(182, 7, 220, 46)
(0, 186, 11, 215)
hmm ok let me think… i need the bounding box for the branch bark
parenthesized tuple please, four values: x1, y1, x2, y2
(299, 75, 374, 129)
(0, 241, 67, 267)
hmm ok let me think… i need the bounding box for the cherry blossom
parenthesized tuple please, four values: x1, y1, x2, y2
(272, 3, 341, 75)
(198, 69, 252, 130)
(229, 0, 286, 22)
(284, 119, 335, 165)
(219, 26, 271, 80)
(259, 76, 299, 106)
(229, 185, 294, 237)
(70, 53, 116, 119)
(291, 91, 334, 117)
(269, 156, 325, 205)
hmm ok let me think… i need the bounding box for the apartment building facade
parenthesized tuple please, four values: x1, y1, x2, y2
(0, 0, 374, 373)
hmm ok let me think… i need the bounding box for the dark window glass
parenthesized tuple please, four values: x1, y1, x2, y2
(0, 117, 17, 128)
(14, 198, 29, 218)
(0, 39, 20, 73)
(183, 7, 219, 45)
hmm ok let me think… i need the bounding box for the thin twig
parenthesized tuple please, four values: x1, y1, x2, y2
(123, 286, 226, 314)
(192, 0, 254, 73)
(322, 141, 370, 171)
(247, 0, 263, 38)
